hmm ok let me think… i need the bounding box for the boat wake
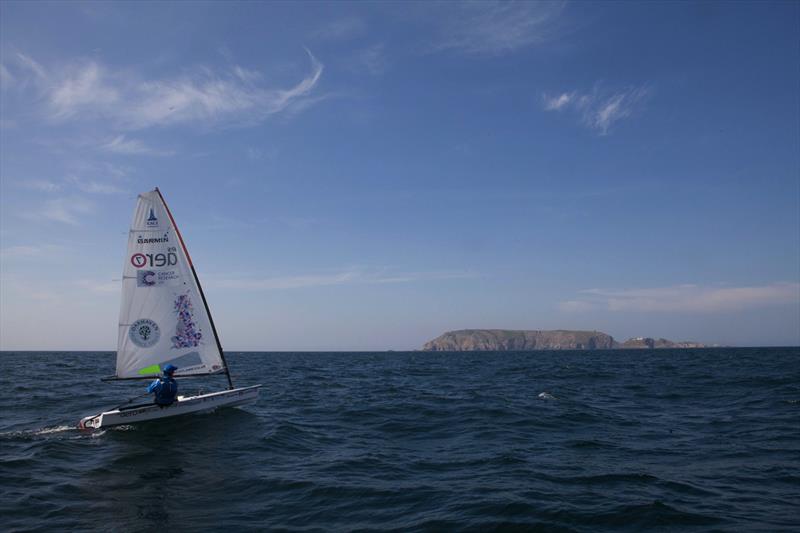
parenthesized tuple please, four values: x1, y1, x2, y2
(34, 425, 74, 435)
(0, 423, 134, 440)
(0, 425, 76, 440)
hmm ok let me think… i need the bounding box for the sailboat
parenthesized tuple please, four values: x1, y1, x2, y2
(78, 188, 260, 429)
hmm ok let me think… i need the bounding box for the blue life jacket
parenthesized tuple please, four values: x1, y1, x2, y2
(147, 376, 178, 406)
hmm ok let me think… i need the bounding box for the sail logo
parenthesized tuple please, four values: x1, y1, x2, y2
(129, 319, 161, 348)
(145, 208, 159, 227)
(138, 270, 156, 286)
(136, 270, 179, 286)
(131, 252, 178, 268)
(172, 293, 201, 348)
(136, 234, 169, 245)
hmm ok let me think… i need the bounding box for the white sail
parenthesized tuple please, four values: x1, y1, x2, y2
(116, 189, 226, 379)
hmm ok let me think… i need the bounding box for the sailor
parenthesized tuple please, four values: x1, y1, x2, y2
(147, 364, 178, 407)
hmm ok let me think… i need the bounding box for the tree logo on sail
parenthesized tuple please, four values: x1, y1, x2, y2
(129, 319, 161, 348)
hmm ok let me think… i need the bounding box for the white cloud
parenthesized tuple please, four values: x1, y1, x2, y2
(6, 50, 324, 130)
(543, 92, 574, 111)
(432, 1, 565, 55)
(31, 196, 94, 225)
(586, 88, 649, 134)
(560, 283, 800, 313)
(48, 62, 120, 119)
(65, 175, 126, 194)
(246, 147, 264, 160)
(211, 268, 476, 290)
(312, 17, 367, 41)
(15, 53, 47, 80)
(357, 44, 387, 75)
(245, 145, 279, 161)
(543, 85, 650, 135)
(216, 271, 359, 290)
(0, 244, 65, 259)
(2, 53, 45, 90)
(232, 65, 262, 85)
(75, 279, 120, 294)
(101, 135, 173, 156)
(121, 50, 323, 129)
(0, 63, 15, 89)
(17, 173, 126, 199)
(557, 299, 595, 313)
(19, 179, 62, 193)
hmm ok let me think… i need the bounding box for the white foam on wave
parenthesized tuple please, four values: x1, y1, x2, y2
(538, 392, 557, 400)
(33, 425, 74, 435)
(0, 425, 76, 439)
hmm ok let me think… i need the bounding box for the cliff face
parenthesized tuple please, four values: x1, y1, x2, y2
(422, 329, 617, 351)
(422, 330, 709, 351)
(620, 337, 708, 349)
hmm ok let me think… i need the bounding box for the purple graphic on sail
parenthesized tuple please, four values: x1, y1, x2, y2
(172, 293, 202, 348)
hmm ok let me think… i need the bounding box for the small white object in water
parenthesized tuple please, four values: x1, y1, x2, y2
(538, 392, 557, 400)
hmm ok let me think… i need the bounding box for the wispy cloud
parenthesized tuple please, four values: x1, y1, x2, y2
(0, 63, 15, 89)
(211, 268, 477, 290)
(311, 16, 367, 41)
(356, 43, 387, 75)
(65, 175, 127, 194)
(245, 146, 279, 161)
(557, 299, 595, 313)
(18, 179, 62, 193)
(277, 215, 317, 230)
(101, 135, 173, 156)
(15, 53, 47, 81)
(74, 279, 120, 294)
(48, 62, 119, 119)
(543, 91, 575, 111)
(1, 52, 46, 90)
(4, 50, 324, 130)
(30, 196, 94, 225)
(431, 1, 565, 56)
(0, 244, 65, 259)
(543, 85, 651, 135)
(559, 282, 800, 313)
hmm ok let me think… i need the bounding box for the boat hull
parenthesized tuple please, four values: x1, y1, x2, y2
(78, 385, 261, 429)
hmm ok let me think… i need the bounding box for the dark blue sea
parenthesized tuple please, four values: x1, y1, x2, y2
(1, 348, 799, 532)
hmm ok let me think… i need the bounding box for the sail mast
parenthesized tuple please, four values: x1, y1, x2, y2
(154, 187, 235, 390)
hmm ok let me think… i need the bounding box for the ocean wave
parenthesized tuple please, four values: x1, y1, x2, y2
(0, 348, 797, 531)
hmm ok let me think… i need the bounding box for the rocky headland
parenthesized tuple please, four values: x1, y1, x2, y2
(422, 329, 708, 351)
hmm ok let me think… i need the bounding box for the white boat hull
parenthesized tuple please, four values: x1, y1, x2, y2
(78, 385, 261, 429)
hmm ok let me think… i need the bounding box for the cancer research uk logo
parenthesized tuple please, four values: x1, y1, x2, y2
(137, 270, 157, 286)
(136, 269, 179, 287)
(129, 319, 161, 348)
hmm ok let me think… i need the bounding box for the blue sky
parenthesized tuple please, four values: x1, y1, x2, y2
(1, 1, 798, 350)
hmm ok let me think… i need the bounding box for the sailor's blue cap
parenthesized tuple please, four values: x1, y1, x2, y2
(163, 364, 178, 375)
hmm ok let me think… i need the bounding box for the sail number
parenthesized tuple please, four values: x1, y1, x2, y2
(131, 247, 178, 268)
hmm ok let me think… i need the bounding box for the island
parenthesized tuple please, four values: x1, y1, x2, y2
(422, 329, 708, 351)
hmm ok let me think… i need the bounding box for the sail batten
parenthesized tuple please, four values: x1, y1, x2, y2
(115, 190, 226, 379)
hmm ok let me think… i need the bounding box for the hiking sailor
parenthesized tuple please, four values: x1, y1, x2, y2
(147, 364, 178, 407)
